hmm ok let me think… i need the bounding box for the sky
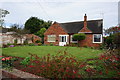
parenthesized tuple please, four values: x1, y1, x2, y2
(0, 0, 120, 29)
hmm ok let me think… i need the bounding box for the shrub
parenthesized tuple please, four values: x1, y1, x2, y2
(1, 56, 17, 69)
(35, 40, 41, 43)
(49, 43, 53, 46)
(24, 39, 28, 45)
(37, 43, 42, 46)
(14, 39, 18, 45)
(65, 43, 77, 47)
(28, 43, 35, 46)
(73, 33, 86, 41)
(23, 51, 82, 78)
(73, 33, 86, 46)
(20, 57, 30, 66)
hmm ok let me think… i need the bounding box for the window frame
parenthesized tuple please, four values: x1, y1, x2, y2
(93, 34, 102, 43)
(47, 35, 56, 42)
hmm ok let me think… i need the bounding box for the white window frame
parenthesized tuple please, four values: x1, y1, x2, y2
(70, 35, 78, 43)
(47, 35, 56, 42)
(59, 35, 69, 42)
(93, 34, 102, 43)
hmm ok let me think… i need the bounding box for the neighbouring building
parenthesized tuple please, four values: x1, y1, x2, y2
(0, 27, 41, 47)
(44, 14, 103, 47)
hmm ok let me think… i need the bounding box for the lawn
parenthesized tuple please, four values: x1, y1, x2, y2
(2, 46, 104, 61)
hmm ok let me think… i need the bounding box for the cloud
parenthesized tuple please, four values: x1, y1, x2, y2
(0, 1, 118, 29)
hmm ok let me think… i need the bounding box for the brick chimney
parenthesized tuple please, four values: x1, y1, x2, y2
(84, 14, 87, 28)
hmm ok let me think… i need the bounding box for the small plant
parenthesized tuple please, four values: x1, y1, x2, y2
(14, 39, 18, 45)
(35, 40, 41, 43)
(1, 56, 17, 69)
(24, 39, 28, 45)
(49, 43, 53, 46)
(28, 43, 35, 46)
(37, 43, 42, 46)
(20, 57, 30, 66)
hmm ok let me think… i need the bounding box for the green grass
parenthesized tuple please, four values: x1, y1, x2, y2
(2, 46, 104, 61)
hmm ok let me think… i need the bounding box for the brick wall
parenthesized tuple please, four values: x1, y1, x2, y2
(78, 34, 101, 47)
(44, 23, 68, 45)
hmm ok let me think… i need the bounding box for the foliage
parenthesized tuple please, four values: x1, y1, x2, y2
(23, 51, 81, 78)
(65, 43, 77, 47)
(104, 32, 120, 49)
(37, 43, 42, 46)
(36, 28, 46, 37)
(35, 40, 41, 43)
(24, 39, 28, 45)
(104, 26, 120, 35)
(1, 56, 17, 69)
(28, 43, 35, 46)
(14, 39, 18, 44)
(20, 57, 30, 66)
(24, 17, 52, 34)
(73, 33, 86, 41)
(113, 32, 120, 48)
(0, 8, 9, 26)
(35, 28, 46, 44)
(49, 43, 53, 46)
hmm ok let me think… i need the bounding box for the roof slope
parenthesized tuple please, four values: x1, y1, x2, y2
(59, 19, 103, 34)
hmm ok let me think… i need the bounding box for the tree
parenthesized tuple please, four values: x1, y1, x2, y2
(36, 28, 46, 44)
(25, 17, 52, 34)
(104, 26, 120, 36)
(73, 33, 86, 46)
(0, 9, 10, 26)
(9, 24, 30, 44)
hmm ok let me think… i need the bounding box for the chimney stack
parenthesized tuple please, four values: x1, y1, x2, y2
(84, 14, 87, 28)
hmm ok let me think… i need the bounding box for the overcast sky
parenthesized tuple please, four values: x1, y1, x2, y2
(0, 0, 119, 29)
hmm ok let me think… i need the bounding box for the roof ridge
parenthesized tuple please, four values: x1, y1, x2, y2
(59, 19, 103, 24)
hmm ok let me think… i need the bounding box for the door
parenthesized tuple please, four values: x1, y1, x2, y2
(59, 35, 68, 46)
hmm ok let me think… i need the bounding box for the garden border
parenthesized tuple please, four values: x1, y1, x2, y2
(1, 68, 48, 80)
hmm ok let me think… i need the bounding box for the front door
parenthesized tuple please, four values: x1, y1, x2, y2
(59, 35, 68, 46)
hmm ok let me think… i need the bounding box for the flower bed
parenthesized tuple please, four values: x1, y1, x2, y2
(2, 49, 120, 78)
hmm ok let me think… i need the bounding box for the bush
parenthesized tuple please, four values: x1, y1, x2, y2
(65, 43, 77, 47)
(22, 51, 82, 78)
(37, 43, 42, 46)
(35, 40, 41, 43)
(2, 56, 17, 69)
(20, 57, 30, 66)
(14, 39, 18, 45)
(28, 43, 35, 46)
(49, 43, 53, 46)
(73, 33, 86, 41)
(24, 39, 28, 45)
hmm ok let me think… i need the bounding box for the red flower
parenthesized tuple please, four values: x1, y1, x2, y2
(2, 58, 6, 61)
(79, 65, 85, 68)
(78, 75, 81, 78)
(99, 71, 102, 75)
(101, 55, 105, 57)
(5, 57, 12, 60)
(41, 65, 45, 68)
(105, 57, 109, 60)
(29, 65, 34, 68)
(73, 70, 77, 74)
(86, 68, 91, 72)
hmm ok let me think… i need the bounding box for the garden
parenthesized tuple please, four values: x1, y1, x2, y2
(1, 45, 120, 79)
(1, 32, 120, 79)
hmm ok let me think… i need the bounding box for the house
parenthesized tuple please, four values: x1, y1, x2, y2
(44, 14, 103, 47)
(0, 27, 41, 47)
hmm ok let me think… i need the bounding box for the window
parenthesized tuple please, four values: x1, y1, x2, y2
(59, 36, 66, 42)
(47, 35, 56, 42)
(93, 34, 102, 43)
